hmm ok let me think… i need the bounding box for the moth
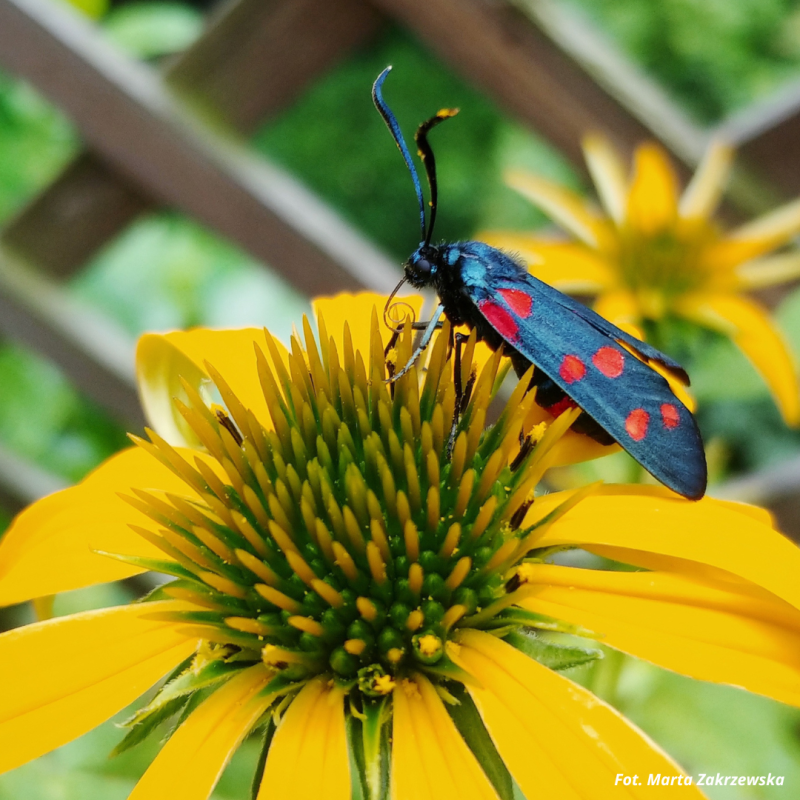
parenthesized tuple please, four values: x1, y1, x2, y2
(373, 66, 706, 499)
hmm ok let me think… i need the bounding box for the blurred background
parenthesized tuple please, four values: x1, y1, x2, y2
(2, 0, 800, 796)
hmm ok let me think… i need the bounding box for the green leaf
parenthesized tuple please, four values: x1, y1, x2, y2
(446, 684, 514, 800)
(249, 720, 276, 800)
(347, 714, 369, 800)
(103, 3, 203, 59)
(505, 630, 603, 671)
(122, 659, 245, 731)
(66, 0, 108, 19)
(485, 607, 596, 637)
(93, 551, 197, 582)
(111, 694, 189, 757)
(420, 655, 479, 687)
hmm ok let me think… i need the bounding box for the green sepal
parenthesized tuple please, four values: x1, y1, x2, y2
(165, 684, 213, 740)
(93, 551, 197, 581)
(144, 609, 228, 625)
(362, 697, 391, 800)
(347, 699, 391, 800)
(120, 659, 245, 734)
(348, 713, 368, 800)
(249, 719, 277, 800)
(484, 607, 597, 638)
(505, 630, 603, 671)
(111, 694, 189, 757)
(446, 684, 514, 800)
(255, 672, 308, 703)
(159, 578, 251, 613)
(132, 582, 175, 603)
(420, 655, 480, 688)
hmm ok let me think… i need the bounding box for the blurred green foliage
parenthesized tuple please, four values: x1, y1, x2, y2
(565, 0, 800, 122)
(254, 27, 573, 260)
(72, 214, 309, 337)
(0, 74, 77, 222)
(0, 348, 129, 482)
(103, 1, 203, 59)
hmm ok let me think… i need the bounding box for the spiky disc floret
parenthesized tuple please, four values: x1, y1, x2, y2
(116, 310, 597, 756)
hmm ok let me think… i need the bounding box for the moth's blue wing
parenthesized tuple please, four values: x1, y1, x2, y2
(464, 270, 706, 499)
(544, 285, 690, 383)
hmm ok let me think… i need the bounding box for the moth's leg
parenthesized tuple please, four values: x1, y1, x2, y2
(384, 326, 402, 397)
(387, 304, 445, 383)
(410, 320, 445, 331)
(446, 331, 471, 458)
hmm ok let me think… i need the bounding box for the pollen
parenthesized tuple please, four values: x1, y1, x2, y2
(514, 563, 537, 584)
(373, 674, 396, 695)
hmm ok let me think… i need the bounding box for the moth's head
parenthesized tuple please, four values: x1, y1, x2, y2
(404, 244, 440, 288)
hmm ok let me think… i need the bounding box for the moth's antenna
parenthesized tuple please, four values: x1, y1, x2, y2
(415, 108, 459, 246)
(373, 67, 426, 241)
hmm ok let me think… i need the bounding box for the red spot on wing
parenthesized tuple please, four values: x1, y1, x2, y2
(592, 346, 625, 378)
(625, 408, 650, 441)
(499, 288, 533, 318)
(559, 354, 586, 384)
(544, 396, 578, 418)
(480, 300, 519, 341)
(661, 403, 680, 429)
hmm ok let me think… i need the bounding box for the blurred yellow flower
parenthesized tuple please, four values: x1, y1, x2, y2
(1, 293, 800, 800)
(482, 138, 800, 426)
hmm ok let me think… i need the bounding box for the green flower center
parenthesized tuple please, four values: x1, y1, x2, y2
(614, 219, 718, 315)
(128, 311, 586, 699)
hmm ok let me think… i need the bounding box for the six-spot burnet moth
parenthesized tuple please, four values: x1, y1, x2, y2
(372, 66, 707, 500)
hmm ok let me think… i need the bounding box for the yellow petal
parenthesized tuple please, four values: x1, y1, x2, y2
(734, 251, 800, 290)
(391, 674, 499, 800)
(477, 235, 614, 294)
(312, 292, 424, 358)
(0, 600, 196, 773)
(676, 292, 800, 425)
(529, 487, 800, 612)
(454, 630, 703, 799)
(137, 328, 273, 446)
(679, 140, 734, 219)
(592, 289, 641, 327)
(129, 664, 272, 800)
(626, 143, 679, 235)
(726, 196, 800, 255)
(518, 564, 800, 707)
(703, 237, 775, 272)
(548, 433, 622, 466)
(257, 677, 349, 800)
(0, 447, 186, 606)
(522, 403, 621, 466)
(582, 133, 628, 224)
(505, 170, 602, 247)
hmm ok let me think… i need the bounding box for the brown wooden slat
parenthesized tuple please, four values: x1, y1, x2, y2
(0, 249, 143, 428)
(371, 0, 704, 170)
(721, 82, 800, 198)
(168, 0, 382, 133)
(2, 152, 151, 279)
(0, 0, 396, 293)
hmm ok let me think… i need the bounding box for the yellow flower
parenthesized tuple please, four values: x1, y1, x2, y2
(1, 293, 800, 800)
(482, 137, 800, 426)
